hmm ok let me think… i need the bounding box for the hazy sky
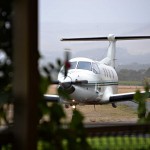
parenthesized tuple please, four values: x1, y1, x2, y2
(39, 0, 150, 64)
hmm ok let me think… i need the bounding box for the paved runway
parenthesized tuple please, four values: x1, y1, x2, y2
(118, 101, 150, 111)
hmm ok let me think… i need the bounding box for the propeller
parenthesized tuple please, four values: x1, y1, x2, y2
(47, 49, 88, 94)
(64, 49, 71, 78)
(51, 80, 88, 85)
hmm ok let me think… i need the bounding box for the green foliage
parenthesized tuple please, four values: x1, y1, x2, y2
(1, 144, 12, 150)
(0, 0, 13, 94)
(38, 103, 90, 150)
(134, 82, 150, 123)
(0, 0, 13, 127)
(87, 136, 150, 150)
(119, 80, 142, 86)
(0, 0, 13, 148)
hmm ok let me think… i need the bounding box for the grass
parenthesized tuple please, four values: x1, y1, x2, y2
(119, 81, 143, 86)
(37, 136, 150, 150)
(87, 136, 150, 150)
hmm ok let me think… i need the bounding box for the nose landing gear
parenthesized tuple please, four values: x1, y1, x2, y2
(64, 99, 77, 109)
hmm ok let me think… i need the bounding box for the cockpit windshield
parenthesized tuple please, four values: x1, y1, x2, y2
(77, 61, 91, 71)
(60, 61, 77, 73)
(70, 61, 77, 69)
(60, 61, 92, 73)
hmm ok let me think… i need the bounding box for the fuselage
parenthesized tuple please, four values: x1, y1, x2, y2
(58, 57, 118, 104)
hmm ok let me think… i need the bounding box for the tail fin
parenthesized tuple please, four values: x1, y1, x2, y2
(61, 35, 150, 68)
(100, 34, 116, 68)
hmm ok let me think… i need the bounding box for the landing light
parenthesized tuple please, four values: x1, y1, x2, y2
(72, 105, 76, 109)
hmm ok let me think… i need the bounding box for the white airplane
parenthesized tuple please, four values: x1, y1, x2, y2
(44, 34, 150, 108)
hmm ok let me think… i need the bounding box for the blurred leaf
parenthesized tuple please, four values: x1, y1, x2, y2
(135, 83, 150, 124)
(56, 59, 62, 67)
(49, 63, 54, 70)
(0, 92, 10, 104)
(50, 103, 66, 124)
(40, 76, 50, 94)
(70, 110, 84, 129)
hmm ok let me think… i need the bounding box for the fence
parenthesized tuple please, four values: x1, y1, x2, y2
(1, 123, 150, 150)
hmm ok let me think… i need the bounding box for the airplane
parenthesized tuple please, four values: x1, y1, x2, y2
(44, 34, 150, 108)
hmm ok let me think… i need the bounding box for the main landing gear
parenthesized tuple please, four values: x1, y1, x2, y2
(112, 103, 117, 108)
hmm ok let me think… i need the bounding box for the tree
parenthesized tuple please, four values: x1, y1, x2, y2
(0, 0, 13, 124)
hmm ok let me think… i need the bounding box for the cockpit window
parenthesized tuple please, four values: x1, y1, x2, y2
(70, 61, 77, 69)
(77, 61, 91, 71)
(60, 61, 77, 73)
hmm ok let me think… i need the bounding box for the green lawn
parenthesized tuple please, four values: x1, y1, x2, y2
(87, 136, 150, 150)
(119, 81, 143, 86)
(37, 136, 150, 150)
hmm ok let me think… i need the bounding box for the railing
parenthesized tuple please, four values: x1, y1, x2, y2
(1, 123, 150, 149)
(85, 123, 150, 149)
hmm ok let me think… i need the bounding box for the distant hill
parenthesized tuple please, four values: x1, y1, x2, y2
(115, 48, 148, 65)
(116, 63, 150, 71)
(40, 47, 150, 70)
(71, 47, 150, 66)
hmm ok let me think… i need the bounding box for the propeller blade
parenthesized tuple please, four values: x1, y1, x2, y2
(50, 80, 60, 84)
(50, 80, 118, 87)
(60, 80, 88, 85)
(72, 80, 88, 84)
(64, 49, 71, 78)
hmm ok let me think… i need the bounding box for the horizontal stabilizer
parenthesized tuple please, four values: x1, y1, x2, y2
(115, 36, 150, 40)
(61, 36, 150, 42)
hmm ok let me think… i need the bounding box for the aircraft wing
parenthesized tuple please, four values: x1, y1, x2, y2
(109, 91, 148, 103)
(44, 94, 60, 102)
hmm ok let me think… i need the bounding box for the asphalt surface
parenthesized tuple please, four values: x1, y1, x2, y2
(118, 101, 150, 111)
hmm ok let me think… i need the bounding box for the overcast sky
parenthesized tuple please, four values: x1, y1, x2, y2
(38, 0, 150, 64)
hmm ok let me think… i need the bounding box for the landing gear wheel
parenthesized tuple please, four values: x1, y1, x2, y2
(112, 103, 117, 108)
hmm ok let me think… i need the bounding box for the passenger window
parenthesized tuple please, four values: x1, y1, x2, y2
(105, 69, 108, 77)
(111, 70, 114, 79)
(108, 70, 111, 78)
(77, 61, 91, 71)
(103, 68, 106, 76)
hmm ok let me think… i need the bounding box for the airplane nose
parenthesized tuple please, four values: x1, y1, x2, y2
(58, 76, 75, 94)
(61, 76, 72, 89)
